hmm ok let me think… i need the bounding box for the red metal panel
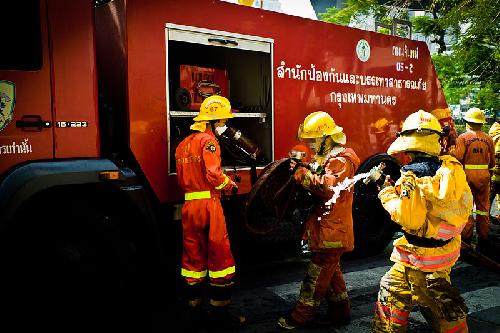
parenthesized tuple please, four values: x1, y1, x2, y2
(124, 0, 448, 203)
(48, 0, 99, 159)
(0, 0, 54, 175)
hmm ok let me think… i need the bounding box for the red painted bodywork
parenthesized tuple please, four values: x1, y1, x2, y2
(96, 0, 447, 203)
(1, 0, 447, 205)
(0, 0, 99, 175)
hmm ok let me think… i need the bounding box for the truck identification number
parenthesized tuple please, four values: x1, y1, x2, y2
(56, 121, 88, 128)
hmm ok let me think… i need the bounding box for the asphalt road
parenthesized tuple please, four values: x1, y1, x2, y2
(168, 223, 500, 333)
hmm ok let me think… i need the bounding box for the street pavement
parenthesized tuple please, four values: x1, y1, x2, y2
(172, 222, 500, 333)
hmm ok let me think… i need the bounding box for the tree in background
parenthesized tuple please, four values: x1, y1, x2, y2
(319, 0, 500, 115)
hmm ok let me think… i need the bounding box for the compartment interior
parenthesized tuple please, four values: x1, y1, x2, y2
(167, 37, 273, 173)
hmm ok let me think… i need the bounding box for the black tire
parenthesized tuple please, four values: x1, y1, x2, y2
(0, 185, 161, 332)
(349, 154, 402, 258)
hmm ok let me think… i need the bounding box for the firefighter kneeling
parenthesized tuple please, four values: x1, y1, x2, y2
(372, 110, 471, 333)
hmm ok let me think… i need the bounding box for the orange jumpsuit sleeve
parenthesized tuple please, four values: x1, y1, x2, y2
(452, 134, 466, 162)
(201, 137, 230, 190)
(293, 157, 355, 199)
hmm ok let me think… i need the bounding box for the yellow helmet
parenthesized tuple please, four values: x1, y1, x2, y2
(431, 108, 451, 120)
(400, 109, 442, 134)
(463, 107, 485, 124)
(387, 110, 442, 156)
(298, 111, 343, 139)
(193, 95, 234, 122)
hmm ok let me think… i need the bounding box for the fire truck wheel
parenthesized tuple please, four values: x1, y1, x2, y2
(349, 154, 402, 258)
(0, 185, 161, 331)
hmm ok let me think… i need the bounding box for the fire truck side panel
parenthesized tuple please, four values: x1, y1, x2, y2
(47, 0, 100, 159)
(0, 1, 54, 175)
(109, 0, 447, 204)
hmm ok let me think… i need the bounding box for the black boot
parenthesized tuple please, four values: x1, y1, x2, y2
(207, 305, 247, 330)
(326, 298, 351, 326)
(184, 301, 207, 332)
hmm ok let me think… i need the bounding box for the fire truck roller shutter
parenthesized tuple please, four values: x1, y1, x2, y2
(349, 154, 402, 258)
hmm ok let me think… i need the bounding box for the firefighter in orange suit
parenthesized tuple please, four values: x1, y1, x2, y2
(278, 111, 360, 329)
(372, 110, 471, 333)
(452, 107, 495, 252)
(175, 95, 246, 329)
(488, 120, 500, 224)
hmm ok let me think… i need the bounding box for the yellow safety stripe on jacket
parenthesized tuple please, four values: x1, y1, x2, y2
(476, 209, 489, 216)
(181, 268, 208, 279)
(391, 247, 460, 271)
(215, 175, 229, 190)
(464, 164, 489, 169)
(208, 265, 236, 279)
(185, 191, 211, 200)
(436, 223, 466, 240)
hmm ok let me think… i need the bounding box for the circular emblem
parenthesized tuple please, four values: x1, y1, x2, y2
(356, 39, 370, 62)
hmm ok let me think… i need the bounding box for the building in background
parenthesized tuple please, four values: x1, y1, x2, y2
(221, 0, 318, 20)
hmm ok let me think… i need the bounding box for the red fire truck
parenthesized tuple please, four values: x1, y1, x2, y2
(0, 0, 454, 327)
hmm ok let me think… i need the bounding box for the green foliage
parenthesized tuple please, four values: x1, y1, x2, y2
(318, 0, 500, 113)
(319, 0, 387, 26)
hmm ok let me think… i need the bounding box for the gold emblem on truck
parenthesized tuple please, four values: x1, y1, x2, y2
(0, 80, 15, 132)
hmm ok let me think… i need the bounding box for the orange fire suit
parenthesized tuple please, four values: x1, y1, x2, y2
(289, 147, 360, 325)
(175, 128, 236, 307)
(488, 122, 500, 216)
(373, 155, 472, 333)
(453, 129, 495, 242)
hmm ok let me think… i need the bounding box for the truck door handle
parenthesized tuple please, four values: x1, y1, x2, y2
(207, 38, 238, 46)
(16, 115, 52, 131)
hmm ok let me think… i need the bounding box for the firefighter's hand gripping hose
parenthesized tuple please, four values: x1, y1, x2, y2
(426, 277, 469, 322)
(363, 162, 386, 184)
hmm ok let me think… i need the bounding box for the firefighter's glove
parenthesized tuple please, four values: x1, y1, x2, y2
(426, 277, 468, 322)
(224, 180, 238, 195)
(377, 175, 394, 191)
(308, 162, 323, 175)
(289, 159, 304, 174)
(363, 162, 386, 185)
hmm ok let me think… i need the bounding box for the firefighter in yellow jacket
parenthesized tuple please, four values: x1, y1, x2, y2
(488, 120, 500, 224)
(278, 111, 360, 329)
(372, 110, 472, 333)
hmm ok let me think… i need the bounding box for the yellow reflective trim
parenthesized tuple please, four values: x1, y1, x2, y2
(185, 191, 211, 200)
(327, 291, 348, 302)
(188, 298, 203, 307)
(181, 268, 207, 278)
(476, 209, 489, 216)
(209, 282, 234, 287)
(209, 299, 231, 307)
(464, 164, 489, 170)
(208, 265, 235, 278)
(215, 175, 229, 190)
(323, 240, 343, 248)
